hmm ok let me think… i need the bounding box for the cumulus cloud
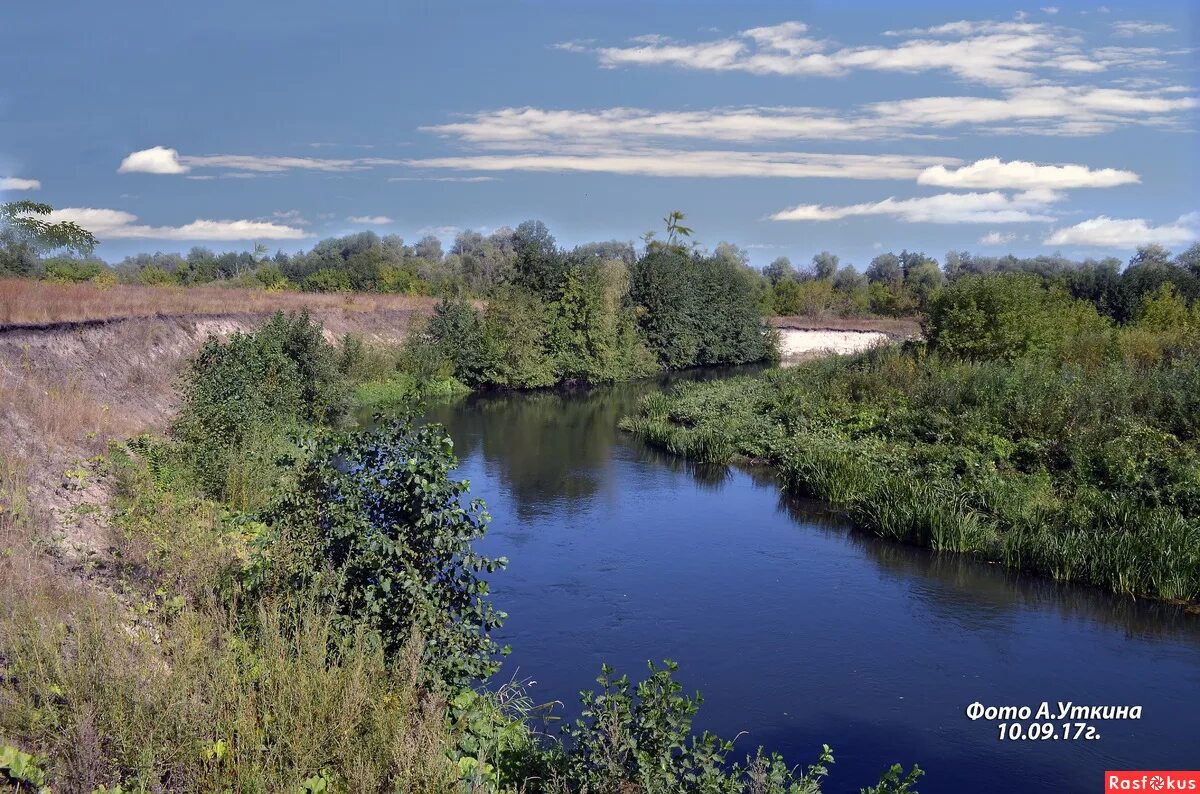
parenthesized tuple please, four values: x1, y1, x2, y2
(1044, 212, 1198, 247)
(0, 177, 40, 190)
(406, 150, 959, 181)
(347, 215, 394, 225)
(980, 230, 1018, 244)
(118, 146, 190, 174)
(771, 190, 1063, 224)
(917, 157, 1139, 189)
(569, 19, 1107, 87)
(38, 207, 307, 241)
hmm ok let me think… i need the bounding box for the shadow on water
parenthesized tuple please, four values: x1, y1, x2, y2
(423, 366, 762, 518)
(774, 490, 1200, 644)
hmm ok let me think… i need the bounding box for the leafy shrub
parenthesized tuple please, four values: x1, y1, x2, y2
(547, 660, 920, 794)
(302, 267, 352, 293)
(251, 419, 507, 688)
(41, 257, 106, 284)
(929, 273, 1111, 362)
(172, 311, 348, 505)
(632, 246, 776, 369)
(479, 287, 558, 388)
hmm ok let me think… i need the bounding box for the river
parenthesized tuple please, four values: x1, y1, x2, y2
(407, 369, 1200, 794)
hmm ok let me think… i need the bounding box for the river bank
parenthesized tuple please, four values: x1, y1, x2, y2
(417, 377, 1200, 793)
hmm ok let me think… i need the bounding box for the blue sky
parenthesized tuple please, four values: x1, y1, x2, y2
(1, 0, 1197, 268)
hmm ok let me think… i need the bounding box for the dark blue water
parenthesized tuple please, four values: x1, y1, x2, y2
(416, 371, 1200, 794)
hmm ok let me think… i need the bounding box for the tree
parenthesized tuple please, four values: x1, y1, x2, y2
(903, 260, 943, 309)
(811, 251, 838, 279)
(929, 273, 1109, 361)
(414, 235, 444, 262)
(1, 201, 98, 277)
(833, 265, 866, 292)
(663, 210, 693, 247)
(764, 256, 795, 285)
(512, 219, 561, 293)
(1130, 244, 1173, 270)
(1, 201, 98, 255)
(1176, 243, 1200, 278)
(865, 252, 902, 285)
(713, 241, 749, 268)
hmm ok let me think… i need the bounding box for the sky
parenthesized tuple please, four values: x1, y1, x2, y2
(1, 0, 1197, 268)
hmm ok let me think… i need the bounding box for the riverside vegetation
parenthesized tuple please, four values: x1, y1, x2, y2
(623, 273, 1200, 603)
(0, 311, 921, 792)
(6, 202, 1200, 789)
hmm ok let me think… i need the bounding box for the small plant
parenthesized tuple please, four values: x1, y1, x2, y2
(0, 744, 48, 791)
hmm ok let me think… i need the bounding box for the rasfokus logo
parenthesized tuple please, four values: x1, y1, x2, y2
(1107, 772, 1200, 791)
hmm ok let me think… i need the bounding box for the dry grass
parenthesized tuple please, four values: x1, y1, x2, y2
(770, 314, 922, 337)
(0, 279, 440, 327)
(0, 441, 456, 793)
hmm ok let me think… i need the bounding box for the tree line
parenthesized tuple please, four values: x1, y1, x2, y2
(3, 200, 1199, 329)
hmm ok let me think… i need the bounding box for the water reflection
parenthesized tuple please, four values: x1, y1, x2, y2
(424, 367, 761, 518)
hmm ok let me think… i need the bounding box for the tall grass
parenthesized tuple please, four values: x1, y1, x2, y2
(623, 344, 1200, 603)
(0, 587, 455, 792)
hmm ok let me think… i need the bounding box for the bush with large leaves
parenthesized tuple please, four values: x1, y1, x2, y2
(252, 418, 507, 689)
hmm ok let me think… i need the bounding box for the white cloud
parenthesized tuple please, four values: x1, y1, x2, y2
(38, 207, 307, 240)
(182, 154, 403, 173)
(387, 176, 498, 182)
(1041, 7, 1060, 14)
(425, 106, 907, 146)
(271, 210, 310, 225)
(427, 84, 1195, 152)
(1111, 21, 1175, 37)
(347, 215, 394, 225)
(869, 85, 1197, 135)
(119, 146, 407, 176)
(406, 149, 959, 180)
(771, 190, 1063, 224)
(1044, 213, 1199, 247)
(917, 157, 1138, 189)
(118, 146, 190, 174)
(572, 19, 1106, 87)
(0, 177, 40, 190)
(417, 225, 463, 238)
(980, 230, 1018, 244)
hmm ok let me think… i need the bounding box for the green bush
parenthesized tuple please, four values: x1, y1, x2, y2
(41, 257, 106, 283)
(251, 419, 507, 688)
(479, 287, 558, 388)
(172, 311, 348, 505)
(631, 245, 776, 369)
(302, 267, 352, 293)
(928, 273, 1111, 362)
(547, 660, 920, 794)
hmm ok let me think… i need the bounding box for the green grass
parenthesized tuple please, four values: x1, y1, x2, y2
(622, 345, 1200, 603)
(353, 373, 469, 413)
